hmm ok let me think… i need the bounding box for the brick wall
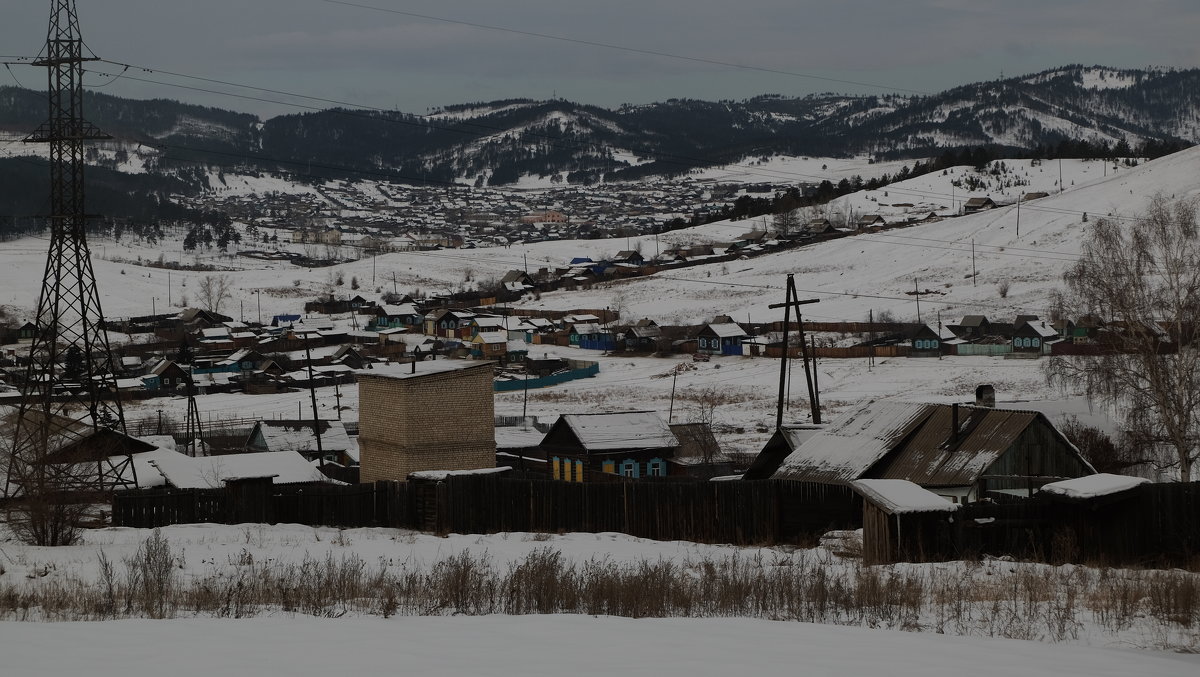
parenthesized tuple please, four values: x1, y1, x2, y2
(358, 363, 495, 482)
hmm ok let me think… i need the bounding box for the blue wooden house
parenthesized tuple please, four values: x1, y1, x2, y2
(697, 323, 747, 355)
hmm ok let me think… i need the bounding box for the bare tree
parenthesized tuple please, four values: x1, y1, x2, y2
(196, 274, 233, 315)
(1047, 196, 1200, 481)
(772, 208, 800, 237)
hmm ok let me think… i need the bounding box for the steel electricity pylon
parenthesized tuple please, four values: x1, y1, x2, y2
(4, 0, 136, 500)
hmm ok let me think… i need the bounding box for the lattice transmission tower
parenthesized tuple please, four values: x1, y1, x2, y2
(4, 0, 137, 499)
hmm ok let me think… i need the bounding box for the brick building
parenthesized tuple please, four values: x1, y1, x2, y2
(357, 361, 495, 482)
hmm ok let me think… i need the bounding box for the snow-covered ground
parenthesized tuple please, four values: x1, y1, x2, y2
(0, 524, 1197, 656)
(3, 614, 1197, 677)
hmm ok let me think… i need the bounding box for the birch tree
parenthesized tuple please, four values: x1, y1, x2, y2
(1048, 196, 1200, 481)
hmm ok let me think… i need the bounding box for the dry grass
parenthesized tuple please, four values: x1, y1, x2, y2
(0, 533, 1197, 650)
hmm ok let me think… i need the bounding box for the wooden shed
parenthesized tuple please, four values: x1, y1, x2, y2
(852, 479, 957, 565)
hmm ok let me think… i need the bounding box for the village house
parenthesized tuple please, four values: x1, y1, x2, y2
(141, 358, 191, 392)
(909, 323, 957, 358)
(371, 303, 424, 330)
(1011, 318, 1059, 355)
(540, 411, 678, 481)
(624, 320, 662, 352)
(569, 322, 616, 351)
(424, 308, 476, 339)
(753, 387, 1094, 503)
(696, 322, 748, 356)
(962, 197, 998, 213)
(469, 331, 509, 361)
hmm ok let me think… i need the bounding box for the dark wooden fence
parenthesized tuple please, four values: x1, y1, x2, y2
(881, 481, 1200, 567)
(112, 477, 859, 546)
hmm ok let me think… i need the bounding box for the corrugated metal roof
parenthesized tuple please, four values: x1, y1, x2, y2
(870, 405, 1039, 486)
(772, 400, 930, 484)
(561, 412, 678, 452)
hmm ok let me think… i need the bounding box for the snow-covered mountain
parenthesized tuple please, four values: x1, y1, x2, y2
(1, 65, 1197, 202)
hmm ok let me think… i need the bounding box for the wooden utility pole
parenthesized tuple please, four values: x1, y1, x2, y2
(303, 333, 324, 467)
(914, 278, 922, 323)
(1016, 193, 1022, 239)
(769, 274, 820, 428)
(971, 240, 976, 286)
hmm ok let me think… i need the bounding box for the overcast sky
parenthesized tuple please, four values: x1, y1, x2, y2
(3, 0, 1198, 118)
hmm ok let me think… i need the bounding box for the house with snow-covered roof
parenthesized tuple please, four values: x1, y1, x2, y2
(753, 394, 1093, 503)
(697, 322, 748, 356)
(910, 323, 958, 357)
(1011, 318, 1059, 355)
(539, 411, 679, 481)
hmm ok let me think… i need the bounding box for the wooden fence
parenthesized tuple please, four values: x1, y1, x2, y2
(112, 476, 859, 545)
(880, 481, 1200, 567)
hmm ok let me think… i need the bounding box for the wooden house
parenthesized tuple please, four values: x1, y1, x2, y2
(16, 322, 39, 343)
(539, 411, 678, 481)
(697, 323, 747, 356)
(372, 303, 423, 330)
(142, 359, 191, 392)
(1012, 318, 1058, 354)
(469, 331, 509, 361)
(569, 322, 616, 351)
(612, 250, 645, 266)
(761, 394, 1094, 503)
(858, 214, 886, 228)
(624, 320, 662, 352)
(425, 308, 475, 339)
(962, 197, 997, 213)
(909, 323, 956, 357)
(951, 315, 991, 340)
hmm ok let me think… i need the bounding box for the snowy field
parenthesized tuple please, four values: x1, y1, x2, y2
(3, 615, 1198, 677)
(0, 523, 1197, 658)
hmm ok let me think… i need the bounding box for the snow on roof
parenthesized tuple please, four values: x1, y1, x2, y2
(381, 303, 420, 316)
(254, 420, 352, 452)
(704, 323, 747, 338)
(1023, 321, 1059, 338)
(473, 331, 508, 344)
(359, 359, 493, 381)
(560, 411, 678, 452)
(773, 400, 928, 483)
(495, 426, 547, 450)
(924, 323, 957, 340)
(408, 467, 510, 481)
(851, 479, 958, 514)
(135, 448, 338, 489)
(1040, 473, 1148, 500)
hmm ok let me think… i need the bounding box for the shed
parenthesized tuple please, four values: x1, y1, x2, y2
(852, 479, 957, 565)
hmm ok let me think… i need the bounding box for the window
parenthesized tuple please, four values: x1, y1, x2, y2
(620, 460, 639, 478)
(602, 460, 616, 474)
(647, 459, 666, 477)
(552, 457, 561, 480)
(575, 460, 584, 483)
(1031, 338, 1040, 348)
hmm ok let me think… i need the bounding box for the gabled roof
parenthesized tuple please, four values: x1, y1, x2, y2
(138, 448, 338, 489)
(380, 303, 421, 317)
(548, 412, 678, 452)
(472, 331, 508, 344)
(701, 322, 747, 339)
(773, 401, 929, 484)
(251, 419, 352, 453)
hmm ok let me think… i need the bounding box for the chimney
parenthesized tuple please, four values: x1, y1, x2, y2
(976, 384, 995, 408)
